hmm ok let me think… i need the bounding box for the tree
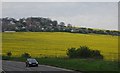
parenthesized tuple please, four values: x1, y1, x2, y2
(52, 20, 58, 26)
(67, 24, 72, 28)
(59, 22, 65, 27)
(7, 51, 12, 57)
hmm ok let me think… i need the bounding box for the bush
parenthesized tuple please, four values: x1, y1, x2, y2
(77, 46, 92, 58)
(67, 48, 77, 58)
(6, 51, 12, 57)
(21, 53, 31, 58)
(2, 55, 10, 60)
(67, 46, 103, 59)
(91, 50, 103, 59)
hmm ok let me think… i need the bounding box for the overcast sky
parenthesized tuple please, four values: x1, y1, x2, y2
(2, 2, 118, 30)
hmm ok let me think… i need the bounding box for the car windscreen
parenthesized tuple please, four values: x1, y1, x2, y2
(28, 59, 37, 62)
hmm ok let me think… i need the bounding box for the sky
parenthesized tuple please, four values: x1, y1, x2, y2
(2, 2, 118, 30)
(1, 0, 119, 2)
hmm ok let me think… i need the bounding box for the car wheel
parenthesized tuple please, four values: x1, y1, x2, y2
(36, 65, 38, 67)
(28, 64, 30, 67)
(26, 64, 28, 67)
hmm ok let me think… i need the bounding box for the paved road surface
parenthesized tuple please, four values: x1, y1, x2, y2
(2, 60, 80, 73)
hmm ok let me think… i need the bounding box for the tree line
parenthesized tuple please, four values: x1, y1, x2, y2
(0, 17, 120, 36)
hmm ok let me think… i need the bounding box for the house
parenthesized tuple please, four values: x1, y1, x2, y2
(4, 31, 16, 32)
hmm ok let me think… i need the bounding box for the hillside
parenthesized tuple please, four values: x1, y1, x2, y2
(2, 32, 118, 60)
(1, 17, 120, 36)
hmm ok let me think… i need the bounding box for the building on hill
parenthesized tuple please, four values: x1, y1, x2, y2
(4, 31, 16, 32)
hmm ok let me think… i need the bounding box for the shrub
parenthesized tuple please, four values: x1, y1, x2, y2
(21, 53, 31, 58)
(76, 46, 92, 58)
(91, 50, 103, 59)
(2, 55, 10, 60)
(6, 51, 12, 57)
(67, 46, 103, 59)
(67, 48, 77, 58)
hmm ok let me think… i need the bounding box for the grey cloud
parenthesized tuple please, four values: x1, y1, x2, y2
(2, 2, 118, 30)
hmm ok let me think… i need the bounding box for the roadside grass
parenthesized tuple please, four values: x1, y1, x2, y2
(37, 57, 119, 71)
(2, 32, 119, 60)
(2, 55, 119, 72)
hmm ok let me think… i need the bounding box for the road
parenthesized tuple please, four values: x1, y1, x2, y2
(2, 60, 80, 73)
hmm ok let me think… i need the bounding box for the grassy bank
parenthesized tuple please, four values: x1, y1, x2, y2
(2, 32, 118, 60)
(2, 55, 119, 72)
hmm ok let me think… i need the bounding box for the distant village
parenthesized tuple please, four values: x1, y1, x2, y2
(0, 17, 120, 36)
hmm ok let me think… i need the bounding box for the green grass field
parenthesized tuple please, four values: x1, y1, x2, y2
(2, 32, 118, 60)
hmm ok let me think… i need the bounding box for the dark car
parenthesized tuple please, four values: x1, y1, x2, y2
(26, 58, 38, 67)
